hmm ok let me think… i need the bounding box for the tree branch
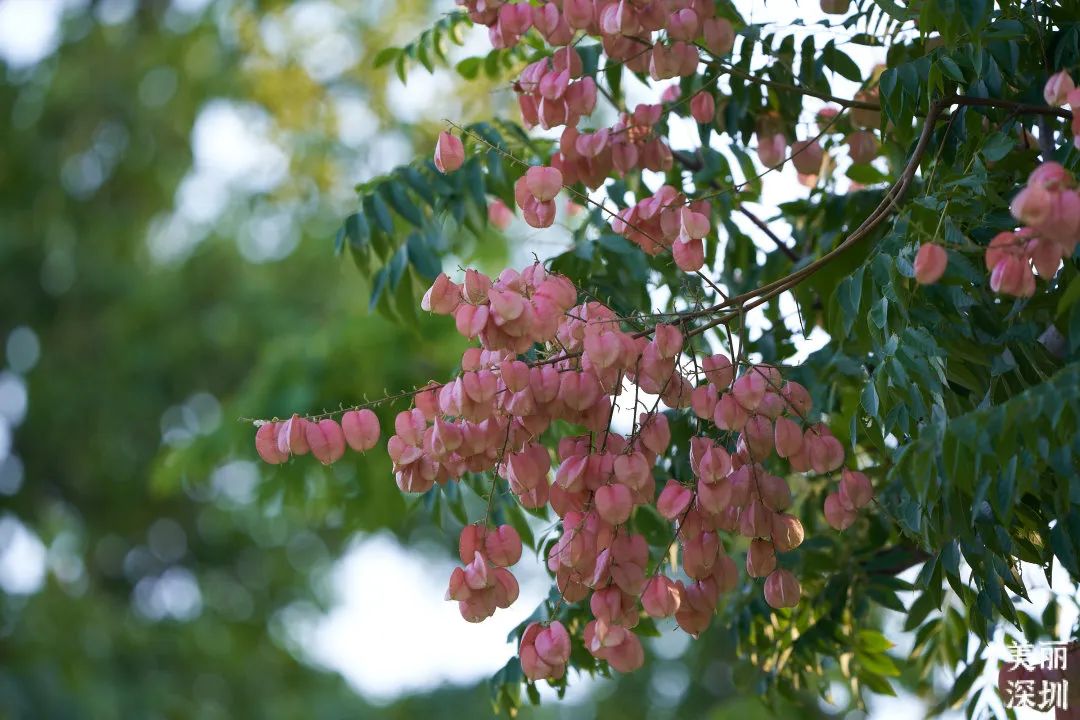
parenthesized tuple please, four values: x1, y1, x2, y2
(737, 205, 800, 262)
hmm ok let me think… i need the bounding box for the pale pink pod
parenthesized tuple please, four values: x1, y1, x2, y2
(739, 499, 772, 539)
(657, 479, 694, 520)
(653, 323, 683, 359)
(840, 468, 874, 509)
(1045, 70, 1076, 106)
(732, 372, 767, 411)
(672, 237, 705, 272)
(764, 568, 801, 608)
(255, 422, 288, 464)
(1010, 185, 1052, 227)
(485, 525, 523, 567)
(491, 567, 520, 608)
(824, 492, 857, 530)
(642, 575, 681, 618)
(638, 412, 671, 455)
(809, 432, 845, 473)
(758, 473, 792, 512)
(781, 381, 812, 416)
(771, 513, 805, 552)
(445, 566, 471, 601)
(714, 392, 749, 431)
(595, 483, 634, 525)
(535, 621, 572, 666)
(434, 131, 465, 173)
(791, 139, 824, 175)
(277, 414, 311, 456)
(690, 91, 715, 124)
(774, 415, 803, 458)
(421, 273, 462, 314)
(341, 409, 380, 452)
(914, 243, 948, 285)
(743, 415, 774, 459)
(696, 476, 732, 514)
(463, 550, 490, 591)
(702, 17, 734, 56)
(756, 132, 786, 168)
(702, 353, 733, 388)
(488, 198, 513, 230)
(306, 419, 346, 465)
(682, 530, 720, 579)
(667, 8, 700, 41)
(847, 130, 877, 164)
(525, 165, 563, 202)
(746, 539, 777, 578)
(458, 524, 485, 565)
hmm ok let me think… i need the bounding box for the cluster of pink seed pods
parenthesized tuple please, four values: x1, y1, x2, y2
(915, 160, 1079, 294)
(254, 409, 380, 465)
(253, 259, 876, 681)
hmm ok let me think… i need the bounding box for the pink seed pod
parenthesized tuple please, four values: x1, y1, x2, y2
(764, 568, 802, 609)
(746, 539, 777, 578)
(771, 513, 805, 552)
(808, 431, 845, 473)
(595, 483, 634, 525)
(758, 473, 792, 512)
(445, 566, 471, 602)
(642, 574, 681, 618)
(458, 524, 485, 565)
(714, 392, 749, 431)
(690, 384, 719, 419)
(739, 499, 772, 539)
(781, 381, 812, 416)
(702, 353, 734, 388)
(638, 412, 671, 455)
(791, 139, 824, 175)
(421, 273, 462, 315)
(743, 415, 774, 459)
(525, 165, 563, 202)
(840, 468, 874, 509)
(847, 130, 878, 164)
(690, 91, 715, 124)
(1010, 185, 1052, 227)
(491, 567, 520, 608)
(535, 621, 572, 666)
(914, 243, 948, 285)
(485, 525, 523, 567)
(463, 550, 490, 591)
(696, 476, 732, 514)
(682, 531, 720, 579)
(657, 479, 694, 520)
(774, 415, 803, 458)
(277, 413, 311, 456)
(702, 17, 735, 56)
(652, 323, 683, 359)
(732, 372, 767, 411)
(305, 419, 346, 465)
(824, 492, 857, 530)
(341, 409, 380, 452)
(255, 422, 288, 464)
(1045, 70, 1076, 106)
(434, 131, 465, 173)
(756, 132, 786, 168)
(488, 198, 514, 230)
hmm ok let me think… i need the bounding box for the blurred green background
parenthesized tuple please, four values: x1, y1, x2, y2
(0, 2, 871, 718)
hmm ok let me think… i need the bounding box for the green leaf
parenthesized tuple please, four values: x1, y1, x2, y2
(980, 132, 1013, 162)
(373, 47, 400, 69)
(862, 380, 879, 417)
(456, 56, 482, 80)
(381, 181, 425, 228)
(822, 41, 862, 83)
